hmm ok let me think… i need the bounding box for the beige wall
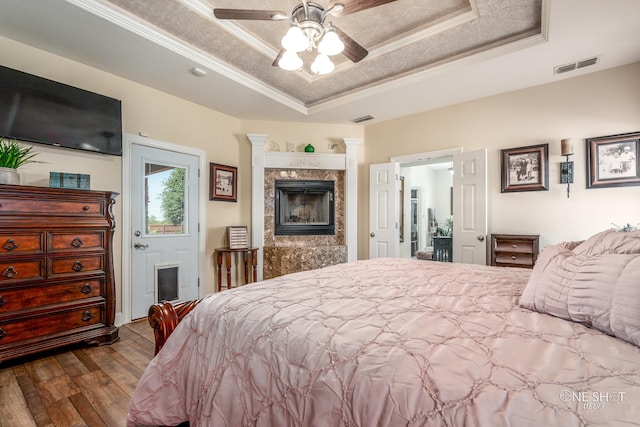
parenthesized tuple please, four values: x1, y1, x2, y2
(0, 35, 363, 315)
(4, 33, 639, 311)
(362, 62, 640, 257)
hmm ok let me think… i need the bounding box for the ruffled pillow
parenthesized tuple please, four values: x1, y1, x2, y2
(520, 229, 640, 346)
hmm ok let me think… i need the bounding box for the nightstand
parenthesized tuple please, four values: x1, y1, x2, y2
(490, 234, 539, 268)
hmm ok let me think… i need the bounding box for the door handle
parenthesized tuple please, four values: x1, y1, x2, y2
(370, 232, 375, 237)
(134, 243, 149, 249)
(477, 235, 485, 241)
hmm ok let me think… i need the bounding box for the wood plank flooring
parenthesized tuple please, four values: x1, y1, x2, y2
(0, 321, 155, 427)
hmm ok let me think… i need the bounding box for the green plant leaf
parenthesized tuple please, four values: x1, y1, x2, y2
(0, 138, 44, 169)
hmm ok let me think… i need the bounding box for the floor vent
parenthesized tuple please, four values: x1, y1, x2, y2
(554, 56, 599, 75)
(352, 115, 375, 123)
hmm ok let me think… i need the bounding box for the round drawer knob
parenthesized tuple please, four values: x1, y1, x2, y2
(511, 255, 517, 260)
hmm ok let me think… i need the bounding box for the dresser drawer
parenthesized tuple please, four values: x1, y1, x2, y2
(0, 259, 45, 285)
(0, 233, 45, 256)
(48, 231, 106, 253)
(0, 197, 104, 217)
(0, 305, 103, 345)
(48, 255, 105, 278)
(0, 278, 103, 313)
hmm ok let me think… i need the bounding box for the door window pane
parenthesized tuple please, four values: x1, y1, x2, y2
(145, 163, 186, 235)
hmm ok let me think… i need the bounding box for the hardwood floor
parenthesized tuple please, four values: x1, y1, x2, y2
(0, 320, 155, 427)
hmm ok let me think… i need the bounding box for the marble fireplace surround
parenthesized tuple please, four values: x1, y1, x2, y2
(248, 134, 362, 281)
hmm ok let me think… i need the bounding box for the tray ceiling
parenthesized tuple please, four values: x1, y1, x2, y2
(106, 0, 542, 107)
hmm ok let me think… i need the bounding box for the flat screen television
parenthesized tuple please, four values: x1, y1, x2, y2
(0, 65, 122, 156)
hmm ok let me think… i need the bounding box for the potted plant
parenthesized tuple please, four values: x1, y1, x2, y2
(0, 137, 42, 185)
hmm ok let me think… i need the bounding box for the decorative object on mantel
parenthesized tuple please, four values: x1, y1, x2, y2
(500, 143, 549, 193)
(0, 137, 43, 185)
(304, 144, 315, 153)
(209, 163, 238, 202)
(559, 138, 574, 198)
(49, 172, 90, 190)
(586, 131, 640, 189)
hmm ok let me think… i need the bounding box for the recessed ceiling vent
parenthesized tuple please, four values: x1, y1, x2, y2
(352, 115, 375, 123)
(554, 56, 599, 75)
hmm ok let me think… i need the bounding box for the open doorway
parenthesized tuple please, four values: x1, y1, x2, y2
(399, 160, 453, 259)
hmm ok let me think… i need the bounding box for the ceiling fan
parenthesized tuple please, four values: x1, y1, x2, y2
(213, 0, 399, 74)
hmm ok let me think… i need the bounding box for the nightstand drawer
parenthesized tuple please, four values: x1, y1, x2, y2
(494, 239, 535, 254)
(495, 253, 534, 266)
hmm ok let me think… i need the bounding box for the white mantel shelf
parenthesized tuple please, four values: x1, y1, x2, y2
(248, 133, 362, 281)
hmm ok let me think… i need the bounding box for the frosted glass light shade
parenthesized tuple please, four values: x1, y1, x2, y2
(281, 26, 308, 52)
(318, 29, 344, 56)
(278, 50, 303, 71)
(311, 54, 334, 74)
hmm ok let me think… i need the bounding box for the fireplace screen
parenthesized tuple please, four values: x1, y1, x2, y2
(275, 180, 335, 235)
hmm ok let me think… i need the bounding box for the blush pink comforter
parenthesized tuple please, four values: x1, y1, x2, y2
(128, 259, 640, 426)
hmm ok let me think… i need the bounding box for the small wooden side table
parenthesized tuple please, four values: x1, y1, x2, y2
(214, 247, 258, 292)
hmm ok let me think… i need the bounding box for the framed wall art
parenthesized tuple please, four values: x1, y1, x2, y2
(210, 163, 237, 202)
(500, 143, 549, 193)
(586, 131, 640, 189)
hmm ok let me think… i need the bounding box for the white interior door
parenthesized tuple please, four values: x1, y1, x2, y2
(452, 149, 487, 264)
(369, 162, 400, 258)
(130, 143, 200, 319)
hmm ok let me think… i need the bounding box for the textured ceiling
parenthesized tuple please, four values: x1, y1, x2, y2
(2, 0, 638, 124)
(104, 0, 542, 107)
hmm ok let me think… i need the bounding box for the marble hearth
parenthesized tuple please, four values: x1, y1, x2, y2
(264, 169, 345, 279)
(248, 135, 361, 281)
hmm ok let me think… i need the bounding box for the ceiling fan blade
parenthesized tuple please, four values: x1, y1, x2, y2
(272, 50, 284, 67)
(333, 26, 368, 63)
(213, 9, 289, 21)
(329, 0, 398, 16)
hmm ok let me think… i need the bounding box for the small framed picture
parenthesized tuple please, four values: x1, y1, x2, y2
(210, 163, 237, 202)
(586, 131, 640, 189)
(500, 143, 549, 193)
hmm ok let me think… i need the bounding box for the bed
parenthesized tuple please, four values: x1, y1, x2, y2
(128, 229, 640, 426)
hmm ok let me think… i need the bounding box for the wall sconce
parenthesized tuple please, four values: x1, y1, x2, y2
(560, 138, 574, 198)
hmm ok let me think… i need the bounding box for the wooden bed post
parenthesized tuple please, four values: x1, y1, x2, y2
(148, 300, 201, 355)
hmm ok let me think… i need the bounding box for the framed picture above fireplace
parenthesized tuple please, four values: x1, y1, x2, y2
(210, 163, 237, 202)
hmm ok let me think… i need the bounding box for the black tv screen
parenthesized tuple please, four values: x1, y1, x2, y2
(0, 65, 122, 156)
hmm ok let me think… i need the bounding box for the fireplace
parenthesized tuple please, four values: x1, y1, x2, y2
(275, 180, 335, 235)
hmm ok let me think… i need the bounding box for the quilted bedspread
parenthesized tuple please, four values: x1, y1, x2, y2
(128, 259, 640, 426)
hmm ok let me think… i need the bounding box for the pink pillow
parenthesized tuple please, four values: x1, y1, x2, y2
(520, 230, 640, 347)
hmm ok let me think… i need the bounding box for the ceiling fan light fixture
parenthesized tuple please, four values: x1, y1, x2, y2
(317, 27, 344, 56)
(311, 53, 334, 74)
(281, 26, 308, 52)
(278, 50, 303, 71)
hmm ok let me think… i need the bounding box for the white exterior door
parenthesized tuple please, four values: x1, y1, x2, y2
(452, 149, 487, 264)
(369, 162, 400, 258)
(130, 143, 200, 319)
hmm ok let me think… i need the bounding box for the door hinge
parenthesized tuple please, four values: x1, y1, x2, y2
(197, 277, 200, 288)
(198, 168, 200, 178)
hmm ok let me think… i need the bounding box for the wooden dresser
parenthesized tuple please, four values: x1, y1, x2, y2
(490, 234, 539, 269)
(0, 185, 119, 362)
